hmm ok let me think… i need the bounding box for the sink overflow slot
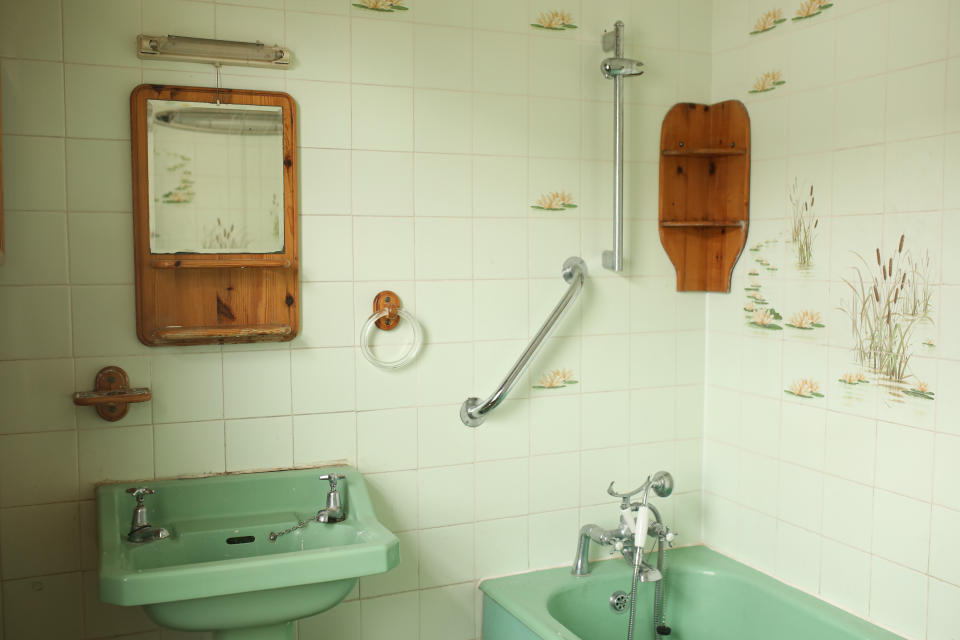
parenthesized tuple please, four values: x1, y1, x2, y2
(226, 535, 256, 544)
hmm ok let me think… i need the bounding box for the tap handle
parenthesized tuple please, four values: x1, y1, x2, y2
(319, 474, 346, 490)
(126, 487, 155, 503)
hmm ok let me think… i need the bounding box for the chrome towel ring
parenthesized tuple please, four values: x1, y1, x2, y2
(360, 291, 423, 369)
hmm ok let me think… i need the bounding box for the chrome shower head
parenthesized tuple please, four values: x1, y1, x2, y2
(601, 57, 644, 79)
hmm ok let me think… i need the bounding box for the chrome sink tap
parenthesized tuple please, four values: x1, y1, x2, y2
(316, 474, 347, 523)
(125, 487, 169, 543)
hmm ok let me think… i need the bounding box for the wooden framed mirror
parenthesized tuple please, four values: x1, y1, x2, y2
(1, 78, 5, 265)
(130, 84, 298, 346)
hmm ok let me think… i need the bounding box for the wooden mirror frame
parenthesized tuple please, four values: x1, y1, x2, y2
(130, 84, 299, 346)
(1, 77, 5, 265)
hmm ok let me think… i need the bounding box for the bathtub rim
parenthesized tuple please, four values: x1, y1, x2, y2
(479, 544, 905, 640)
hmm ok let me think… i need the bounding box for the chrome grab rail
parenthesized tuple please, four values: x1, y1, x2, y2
(460, 257, 587, 428)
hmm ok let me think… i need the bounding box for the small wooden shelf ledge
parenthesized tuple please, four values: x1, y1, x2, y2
(661, 148, 748, 157)
(150, 256, 292, 269)
(660, 220, 746, 228)
(154, 324, 294, 343)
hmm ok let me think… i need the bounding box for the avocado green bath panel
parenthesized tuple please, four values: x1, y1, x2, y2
(97, 466, 398, 640)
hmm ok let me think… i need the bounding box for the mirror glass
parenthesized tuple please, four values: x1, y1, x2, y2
(146, 100, 284, 254)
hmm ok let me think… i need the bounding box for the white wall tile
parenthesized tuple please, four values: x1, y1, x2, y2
(225, 416, 293, 472)
(352, 19, 414, 85)
(886, 62, 946, 141)
(1, 60, 64, 137)
(870, 557, 929, 639)
(0, 0, 61, 60)
(888, 0, 948, 70)
(155, 420, 225, 478)
(1, 136, 66, 211)
(352, 86, 414, 152)
(286, 14, 351, 82)
(63, 0, 140, 66)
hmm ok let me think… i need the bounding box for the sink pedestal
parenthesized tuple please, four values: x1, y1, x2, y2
(213, 622, 294, 640)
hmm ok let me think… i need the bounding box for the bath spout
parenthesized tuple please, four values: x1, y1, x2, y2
(572, 524, 613, 576)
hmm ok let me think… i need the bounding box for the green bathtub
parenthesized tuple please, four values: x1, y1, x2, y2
(480, 546, 903, 640)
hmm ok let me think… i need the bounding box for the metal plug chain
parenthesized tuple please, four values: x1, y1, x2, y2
(268, 515, 317, 542)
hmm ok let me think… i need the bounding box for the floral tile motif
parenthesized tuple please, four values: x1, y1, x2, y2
(750, 308, 783, 330)
(793, 0, 833, 21)
(353, 0, 408, 12)
(903, 382, 934, 400)
(531, 191, 578, 211)
(531, 10, 577, 30)
(786, 310, 824, 330)
(533, 368, 578, 389)
(748, 70, 786, 94)
(839, 372, 869, 385)
(750, 9, 787, 35)
(785, 378, 824, 399)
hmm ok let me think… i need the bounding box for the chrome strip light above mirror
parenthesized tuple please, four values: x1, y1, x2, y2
(137, 35, 291, 69)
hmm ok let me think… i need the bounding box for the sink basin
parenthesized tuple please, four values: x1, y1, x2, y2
(97, 466, 399, 639)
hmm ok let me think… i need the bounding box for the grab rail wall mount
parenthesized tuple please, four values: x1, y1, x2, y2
(460, 257, 587, 428)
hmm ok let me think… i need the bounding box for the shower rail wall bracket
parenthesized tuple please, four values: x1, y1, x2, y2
(460, 257, 587, 428)
(601, 20, 644, 273)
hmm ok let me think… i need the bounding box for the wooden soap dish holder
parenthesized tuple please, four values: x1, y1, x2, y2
(73, 366, 151, 422)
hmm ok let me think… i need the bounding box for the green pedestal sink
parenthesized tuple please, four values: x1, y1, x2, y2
(97, 466, 399, 640)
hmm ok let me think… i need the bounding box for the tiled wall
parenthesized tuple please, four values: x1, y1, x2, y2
(0, 0, 710, 638)
(703, 0, 960, 638)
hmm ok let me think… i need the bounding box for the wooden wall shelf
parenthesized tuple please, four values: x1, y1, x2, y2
(658, 100, 751, 292)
